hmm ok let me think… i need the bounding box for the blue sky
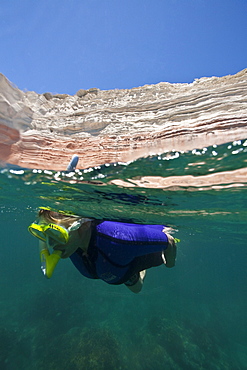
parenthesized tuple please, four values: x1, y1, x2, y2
(0, 0, 246, 95)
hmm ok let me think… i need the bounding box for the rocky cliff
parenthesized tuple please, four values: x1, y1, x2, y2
(0, 69, 246, 170)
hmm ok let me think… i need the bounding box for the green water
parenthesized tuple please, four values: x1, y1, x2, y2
(0, 140, 247, 369)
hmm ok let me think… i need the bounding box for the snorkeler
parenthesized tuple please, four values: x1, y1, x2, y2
(28, 156, 177, 293)
(28, 207, 177, 293)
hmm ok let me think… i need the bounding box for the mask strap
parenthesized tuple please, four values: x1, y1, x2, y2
(68, 218, 91, 232)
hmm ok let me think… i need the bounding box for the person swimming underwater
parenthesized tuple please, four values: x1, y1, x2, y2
(28, 207, 177, 293)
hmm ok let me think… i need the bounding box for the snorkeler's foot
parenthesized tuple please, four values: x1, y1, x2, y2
(162, 235, 177, 267)
(139, 270, 146, 282)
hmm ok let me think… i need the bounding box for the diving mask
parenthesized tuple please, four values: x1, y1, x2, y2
(28, 223, 70, 245)
(28, 219, 83, 279)
(28, 219, 83, 246)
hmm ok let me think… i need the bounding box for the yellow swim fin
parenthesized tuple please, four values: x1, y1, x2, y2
(40, 249, 62, 278)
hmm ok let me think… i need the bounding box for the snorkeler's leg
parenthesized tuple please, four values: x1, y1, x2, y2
(125, 270, 146, 294)
(162, 234, 177, 268)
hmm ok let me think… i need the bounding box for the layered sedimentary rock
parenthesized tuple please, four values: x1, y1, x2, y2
(0, 70, 247, 171)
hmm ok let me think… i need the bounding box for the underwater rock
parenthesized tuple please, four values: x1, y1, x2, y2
(0, 326, 28, 370)
(36, 326, 122, 370)
(0, 70, 247, 170)
(71, 327, 121, 370)
(0, 327, 13, 368)
(140, 316, 239, 370)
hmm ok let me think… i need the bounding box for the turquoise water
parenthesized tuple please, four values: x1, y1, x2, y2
(0, 140, 247, 369)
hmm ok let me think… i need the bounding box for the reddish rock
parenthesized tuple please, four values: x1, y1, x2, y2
(0, 70, 246, 171)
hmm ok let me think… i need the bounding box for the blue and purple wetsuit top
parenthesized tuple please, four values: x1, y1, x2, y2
(70, 221, 169, 285)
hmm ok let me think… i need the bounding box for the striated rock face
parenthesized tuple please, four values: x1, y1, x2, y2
(0, 70, 247, 170)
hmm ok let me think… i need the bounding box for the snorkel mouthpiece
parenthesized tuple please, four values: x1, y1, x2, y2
(40, 249, 62, 278)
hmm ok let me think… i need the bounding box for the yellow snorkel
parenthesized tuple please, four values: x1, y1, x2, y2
(28, 222, 70, 278)
(40, 246, 62, 279)
(28, 156, 81, 278)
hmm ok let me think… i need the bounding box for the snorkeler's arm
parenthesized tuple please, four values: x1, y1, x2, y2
(39, 241, 62, 278)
